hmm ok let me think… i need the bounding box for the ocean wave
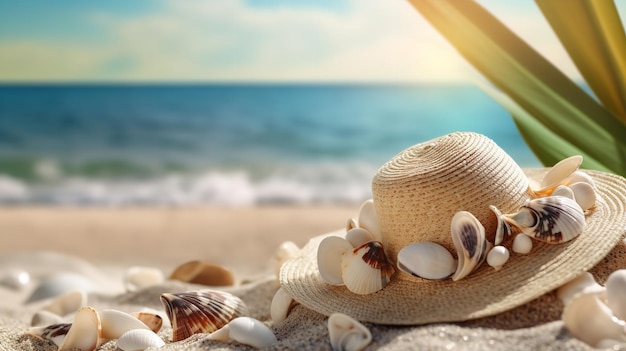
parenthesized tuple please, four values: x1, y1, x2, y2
(0, 162, 377, 206)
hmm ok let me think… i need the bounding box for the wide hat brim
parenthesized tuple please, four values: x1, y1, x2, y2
(279, 169, 626, 325)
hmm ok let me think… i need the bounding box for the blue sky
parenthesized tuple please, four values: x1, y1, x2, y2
(0, 0, 622, 83)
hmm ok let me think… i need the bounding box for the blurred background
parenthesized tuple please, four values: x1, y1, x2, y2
(1, 0, 607, 207)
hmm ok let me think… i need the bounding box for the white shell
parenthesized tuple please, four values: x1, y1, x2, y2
(606, 269, 626, 322)
(345, 228, 375, 248)
(100, 309, 151, 341)
(505, 196, 585, 243)
(450, 211, 490, 281)
(486, 246, 509, 271)
(567, 170, 596, 188)
(131, 311, 163, 333)
(556, 272, 604, 305)
(552, 185, 575, 200)
(357, 199, 381, 241)
(396, 242, 456, 280)
(31, 310, 66, 327)
(41, 289, 86, 317)
(569, 182, 596, 211)
(123, 266, 164, 292)
(562, 290, 626, 348)
(536, 155, 582, 195)
(317, 236, 353, 286)
(27, 323, 71, 347)
(228, 317, 277, 349)
(116, 329, 165, 351)
(512, 234, 533, 254)
(328, 313, 372, 351)
(340, 241, 394, 295)
(208, 324, 231, 342)
(270, 287, 297, 323)
(58, 306, 101, 351)
(346, 218, 358, 232)
(273, 241, 300, 277)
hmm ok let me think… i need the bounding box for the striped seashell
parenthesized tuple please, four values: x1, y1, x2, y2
(27, 323, 72, 347)
(160, 290, 248, 342)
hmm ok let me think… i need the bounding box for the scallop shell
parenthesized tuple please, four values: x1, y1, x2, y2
(396, 242, 456, 280)
(450, 211, 490, 281)
(116, 329, 165, 351)
(504, 196, 585, 243)
(328, 313, 372, 351)
(169, 261, 235, 287)
(340, 241, 395, 295)
(160, 290, 248, 342)
(317, 236, 354, 286)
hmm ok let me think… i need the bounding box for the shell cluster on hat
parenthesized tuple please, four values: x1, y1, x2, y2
(317, 154, 597, 294)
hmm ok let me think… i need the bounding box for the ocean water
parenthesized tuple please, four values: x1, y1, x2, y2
(0, 84, 540, 206)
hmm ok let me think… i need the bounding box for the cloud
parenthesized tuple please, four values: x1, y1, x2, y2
(0, 0, 583, 82)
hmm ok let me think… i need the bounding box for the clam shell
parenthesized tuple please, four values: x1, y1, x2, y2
(605, 269, 626, 322)
(228, 317, 277, 349)
(27, 323, 72, 347)
(396, 242, 456, 280)
(116, 329, 165, 351)
(100, 309, 151, 341)
(58, 306, 101, 351)
(567, 170, 596, 188)
(131, 311, 163, 333)
(552, 185, 575, 200)
(328, 313, 372, 351)
(345, 228, 375, 248)
(160, 290, 248, 342)
(450, 211, 490, 281)
(169, 261, 235, 287)
(340, 241, 395, 295)
(557, 272, 604, 305)
(270, 287, 298, 323)
(569, 182, 596, 211)
(505, 196, 585, 243)
(317, 236, 353, 286)
(535, 155, 582, 196)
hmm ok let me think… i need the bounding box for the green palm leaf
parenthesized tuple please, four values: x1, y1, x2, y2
(407, 0, 626, 176)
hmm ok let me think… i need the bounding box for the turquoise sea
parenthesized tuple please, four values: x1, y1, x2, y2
(0, 84, 540, 205)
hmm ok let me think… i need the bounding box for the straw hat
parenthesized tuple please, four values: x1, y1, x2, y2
(279, 132, 626, 325)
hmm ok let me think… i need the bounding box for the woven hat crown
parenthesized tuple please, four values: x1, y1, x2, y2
(372, 132, 531, 266)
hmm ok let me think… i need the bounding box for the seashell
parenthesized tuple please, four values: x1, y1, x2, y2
(160, 290, 248, 342)
(450, 211, 490, 281)
(533, 155, 583, 196)
(340, 241, 395, 295)
(31, 310, 66, 327)
(357, 199, 382, 241)
(123, 266, 164, 292)
(100, 309, 151, 341)
(58, 306, 102, 351)
(270, 287, 298, 323)
(561, 290, 626, 348)
(605, 269, 626, 322)
(556, 272, 604, 305)
(490, 205, 514, 246)
(567, 170, 596, 188)
(169, 261, 235, 287)
(503, 196, 585, 243)
(317, 236, 353, 286)
(345, 228, 375, 248)
(396, 242, 456, 280)
(41, 290, 86, 317)
(131, 311, 163, 333)
(328, 312, 372, 351)
(512, 234, 533, 254)
(116, 329, 165, 351)
(273, 241, 300, 277)
(486, 246, 509, 271)
(569, 182, 596, 211)
(227, 317, 277, 349)
(552, 185, 575, 200)
(207, 323, 231, 342)
(25, 273, 98, 304)
(0, 269, 30, 290)
(27, 323, 72, 347)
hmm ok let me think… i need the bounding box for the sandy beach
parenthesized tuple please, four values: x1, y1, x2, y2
(0, 205, 616, 350)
